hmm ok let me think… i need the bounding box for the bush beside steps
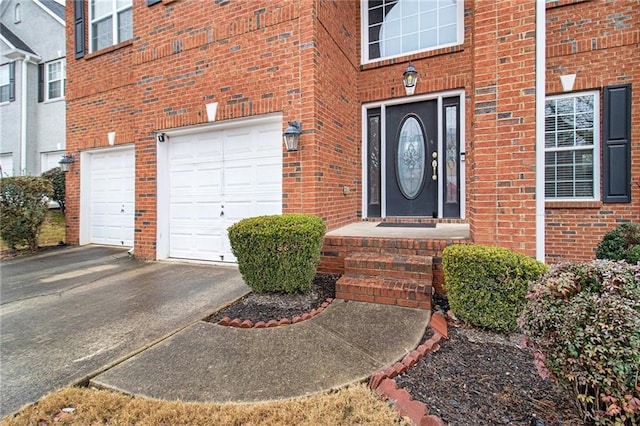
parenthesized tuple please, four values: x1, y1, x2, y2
(228, 214, 326, 294)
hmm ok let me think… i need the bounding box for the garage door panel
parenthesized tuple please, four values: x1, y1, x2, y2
(168, 119, 282, 262)
(87, 148, 135, 247)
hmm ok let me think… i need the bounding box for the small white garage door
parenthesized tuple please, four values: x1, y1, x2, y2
(87, 148, 135, 247)
(0, 153, 13, 177)
(168, 120, 282, 262)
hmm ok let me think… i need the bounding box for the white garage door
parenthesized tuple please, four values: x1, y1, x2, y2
(168, 120, 282, 262)
(87, 148, 135, 247)
(0, 153, 13, 177)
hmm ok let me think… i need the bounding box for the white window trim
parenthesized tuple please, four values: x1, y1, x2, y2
(360, 0, 464, 65)
(88, 0, 133, 53)
(0, 63, 11, 103)
(544, 90, 600, 202)
(45, 59, 65, 102)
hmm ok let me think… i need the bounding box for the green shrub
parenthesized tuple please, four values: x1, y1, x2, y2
(228, 214, 326, 294)
(443, 244, 548, 334)
(596, 223, 640, 264)
(519, 260, 640, 425)
(0, 176, 53, 251)
(41, 167, 66, 213)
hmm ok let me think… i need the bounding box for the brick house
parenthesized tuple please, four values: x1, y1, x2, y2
(64, 0, 638, 298)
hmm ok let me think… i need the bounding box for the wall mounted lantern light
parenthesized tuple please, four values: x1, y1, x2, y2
(59, 154, 75, 172)
(403, 62, 418, 96)
(283, 121, 302, 152)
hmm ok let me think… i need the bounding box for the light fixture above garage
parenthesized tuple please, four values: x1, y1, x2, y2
(403, 62, 418, 96)
(58, 154, 75, 172)
(283, 121, 302, 152)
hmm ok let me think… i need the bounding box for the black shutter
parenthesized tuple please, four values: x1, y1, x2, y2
(74, 0, 85, 59)
(603, 84, 632, 203)
(8, 62, 15, 101)
(38, 63, 44, 102)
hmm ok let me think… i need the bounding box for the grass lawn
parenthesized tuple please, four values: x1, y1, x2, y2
(0, 208, 66, 252)
(0, 385, 408, 425)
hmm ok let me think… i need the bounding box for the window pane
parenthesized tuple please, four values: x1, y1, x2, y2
(544, 93, 597, 200)
(0, 85, 9, 102)
(48, 80, 62, 99)
(439, 24, 457, 44)
(48, 62, 61, 80)
(92, 0, 112, 19)
(368, 0, 461, 61)
(118, 9, 133, 43)
(93, 17, 113, 51)
(0, 65, 8, 85)
(116, 0, 133, 9)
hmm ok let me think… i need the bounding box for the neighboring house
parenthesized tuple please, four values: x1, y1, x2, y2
(0, 0, 66, 177)
(63, 0, 638, 267)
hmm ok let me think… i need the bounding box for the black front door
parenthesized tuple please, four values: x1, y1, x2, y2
(385, 101, 438, 217)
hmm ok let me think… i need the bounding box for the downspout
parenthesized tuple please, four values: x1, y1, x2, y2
(535, 2, 546, 262)
(20, 54, 30, 175)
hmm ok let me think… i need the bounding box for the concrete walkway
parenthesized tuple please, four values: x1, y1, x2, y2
(0, 246, 249, 418)
(91, 299, 430, 403)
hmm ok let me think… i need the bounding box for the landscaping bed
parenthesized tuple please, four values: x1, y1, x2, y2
(208, 274, 582, 425)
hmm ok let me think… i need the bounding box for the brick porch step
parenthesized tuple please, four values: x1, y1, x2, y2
(335, 276, 432, 310)
(337, 253, 433, 310)
(344, 252, 433, 282)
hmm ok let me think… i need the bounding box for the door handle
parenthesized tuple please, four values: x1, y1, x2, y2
(432, 152, 438, 181)
(220, 205, 224, 217)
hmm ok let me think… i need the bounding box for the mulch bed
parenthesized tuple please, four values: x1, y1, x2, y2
(206, 274, 583, 425)
(206, 273, 338, 324)
(395, 325, 582, 425)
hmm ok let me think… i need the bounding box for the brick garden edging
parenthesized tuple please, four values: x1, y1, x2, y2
(368, 312, 448, 426)
(217, 298, 334, 328)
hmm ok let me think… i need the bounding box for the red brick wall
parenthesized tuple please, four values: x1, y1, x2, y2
(544, 0, 640, 262)
(65, 0, 363, 259)
(468, 1, 538, 257)
(313, 0, 360, 229)
(65, 0, 638, 264)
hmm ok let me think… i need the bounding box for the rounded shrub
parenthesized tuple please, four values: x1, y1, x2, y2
(228, 214, 326, 294)
(596, 223, 640, 265)
(519, 260, 640, 425)
(443, 244, 548, 334)
(0, 176, 53, 251)
(41, 167, 66, 213)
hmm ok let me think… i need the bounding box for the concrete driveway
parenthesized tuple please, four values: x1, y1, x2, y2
(0, 246, 249, 418)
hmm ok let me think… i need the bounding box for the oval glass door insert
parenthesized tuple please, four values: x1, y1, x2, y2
(396, 115, 426, 199)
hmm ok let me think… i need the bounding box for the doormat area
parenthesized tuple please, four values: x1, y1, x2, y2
(376, 222, 436, 228)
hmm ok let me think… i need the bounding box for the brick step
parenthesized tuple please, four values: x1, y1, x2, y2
(343, 252, 433, 282)
(335, 275, 432, 310)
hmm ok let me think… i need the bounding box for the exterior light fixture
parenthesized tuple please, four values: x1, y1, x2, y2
(403, 62, 418, 96)
(59, 154, 75, 172)
(283, 121, 302, 152)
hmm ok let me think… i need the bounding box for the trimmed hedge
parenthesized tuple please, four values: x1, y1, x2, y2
(519, 260, 640, 425)
(41, 167, 66, 213)
(228, 214, 326, 294)
(443, 244, 548, 334)
(596, 223, 640, 265)
(0, 176, 53, 251)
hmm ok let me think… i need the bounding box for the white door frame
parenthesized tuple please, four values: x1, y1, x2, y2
(79, 145, 135, 245)
(361, 90, 466, 219)
(156, 113, 283, 260)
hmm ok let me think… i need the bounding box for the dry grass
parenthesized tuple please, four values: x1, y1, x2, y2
(0, 385, 408, 426)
